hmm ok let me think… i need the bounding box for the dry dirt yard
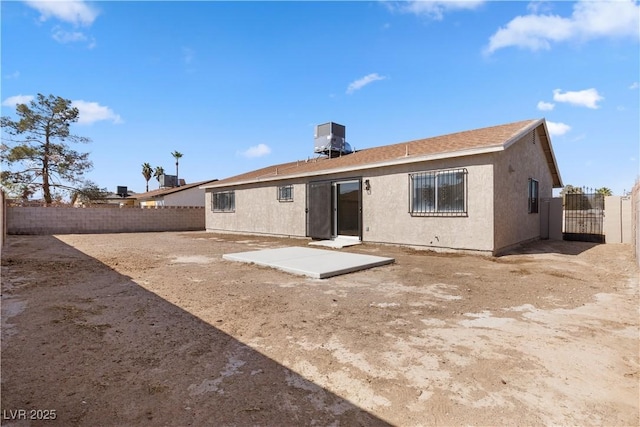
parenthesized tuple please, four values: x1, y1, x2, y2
(1, 232, 638, 426)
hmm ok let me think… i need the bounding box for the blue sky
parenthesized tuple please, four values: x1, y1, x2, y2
(1, 0, 639, 196)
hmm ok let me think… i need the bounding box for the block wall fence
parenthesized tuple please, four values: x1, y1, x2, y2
(632, 181, 640, 267)
(5, 205, 205, 235)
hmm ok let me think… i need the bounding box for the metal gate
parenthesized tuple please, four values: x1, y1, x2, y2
(563, 188, 604, 243)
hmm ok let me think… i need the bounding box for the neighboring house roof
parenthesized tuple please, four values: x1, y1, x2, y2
(136, 179, 218, 201)
(104, 191, 137, 200)
(202, 119, 562, 189)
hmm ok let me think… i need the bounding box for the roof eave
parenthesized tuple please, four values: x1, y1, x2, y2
(202, 145, 505, 189)
(537, 119, 563, 188)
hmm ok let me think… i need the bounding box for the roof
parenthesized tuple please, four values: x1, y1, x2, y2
(202, 119, 562, 189)
(135, 179, 218, 201)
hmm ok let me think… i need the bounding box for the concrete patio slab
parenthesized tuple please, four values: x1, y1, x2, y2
(222, 247, 394, 279)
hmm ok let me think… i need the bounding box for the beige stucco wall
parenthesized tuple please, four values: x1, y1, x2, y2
(205, 180, 307, 237)
(163, 187, 207, 207)
(360, 156, 495, 252)
(493, 128, 555, 252)
(604, 196, 632, 244)
(206, 156, 496, 252)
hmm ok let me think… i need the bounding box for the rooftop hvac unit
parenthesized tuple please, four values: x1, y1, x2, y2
(159, 174, 177, 188)
(116, 186, 128, 197)
(314, 122, 353, 157)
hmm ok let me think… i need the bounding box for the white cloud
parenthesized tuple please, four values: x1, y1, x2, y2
(486, 0, 640, 54)
(51, 27, 96, 48)
(52, 26, 87, 43)
(24, 0, 99, 26)
(630, 82, 639, 90)
(239, 143, 271, 158)
(390, 0, 485, 20)
(4, 71, 20, 80)
(527, 1, 554, 14)
(553, 88, 603, 109)
(182, 47, 195, 64)
(546, 121, 571, 136)
(72, 100, 123, 125)
(2, 94, 34, 107)
(346, 73, 387, 95)
(537, 101, 555, 111)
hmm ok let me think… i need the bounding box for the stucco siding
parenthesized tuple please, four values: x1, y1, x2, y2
(493, 128, 554, 252)
(206, 181, 307, 237)
(206, 157, 496, 251)
(361, 157, 495, 252)
(163, 188, 206, 207)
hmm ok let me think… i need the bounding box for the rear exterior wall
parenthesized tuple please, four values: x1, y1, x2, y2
(206, 155, 496, 253)
(492, 127, 555, 253)
(360, 157, 495, 253)
(205, 180, 307, 237)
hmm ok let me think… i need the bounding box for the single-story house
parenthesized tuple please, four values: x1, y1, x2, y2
(137, 179, 218, 207)
(201, 119, 562, 255)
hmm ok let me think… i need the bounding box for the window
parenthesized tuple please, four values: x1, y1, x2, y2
(528, 179, 539, 213)
(410, 168, 467, 216)
(212, 191, 235, 212)
(277, 185, 293, 202)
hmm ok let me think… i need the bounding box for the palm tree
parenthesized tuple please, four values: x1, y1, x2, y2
(171, 150, 183, 187)
(596, 187, 613, 196)
(154, 166, 165, 189)
(141, 163, 152, 192)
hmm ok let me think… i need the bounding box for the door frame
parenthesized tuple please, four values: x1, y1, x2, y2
(306, 177, 362, 241)
(332, 179, 362, 240)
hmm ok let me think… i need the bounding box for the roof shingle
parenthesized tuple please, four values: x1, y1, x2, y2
(204, 119, 553, 188)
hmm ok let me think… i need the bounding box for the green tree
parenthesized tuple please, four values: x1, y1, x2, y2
(153, 166, 165, 188)
(70, 181, 110, 206)
(171, 150, 183, 187)
(1, 93, 92, 204)
(595, 187, 613, 196)
(559, 185, 583, 196)
(142, 162, 152, 192)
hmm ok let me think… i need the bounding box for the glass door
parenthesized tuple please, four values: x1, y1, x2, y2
(333, 181, 361, 238)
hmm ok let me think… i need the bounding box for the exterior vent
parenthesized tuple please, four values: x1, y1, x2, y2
(159, 174, 177, 188)
(314, 122, 353, 158)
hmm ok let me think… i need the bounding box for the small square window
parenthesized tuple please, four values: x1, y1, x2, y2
(278, 185, 293, 202)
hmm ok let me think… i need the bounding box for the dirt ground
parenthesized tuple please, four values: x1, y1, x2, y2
(1, 232, 638, 426)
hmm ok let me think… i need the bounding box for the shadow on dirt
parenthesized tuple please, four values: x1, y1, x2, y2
(500, 239, 601, 257)
(1, 236, 391, 426)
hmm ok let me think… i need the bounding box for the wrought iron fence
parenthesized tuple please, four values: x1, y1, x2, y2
(563, 187, 604, 243)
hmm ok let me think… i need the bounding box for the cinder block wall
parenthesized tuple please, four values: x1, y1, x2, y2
(632, 181, 640, 266)
(1, 191, 6, 246)
(7, 206, 205, 235)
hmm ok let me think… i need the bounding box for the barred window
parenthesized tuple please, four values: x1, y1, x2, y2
(409, 168, 467, 216)
(528, 179, 539, 213)
(278, 185, 293, 202)
(212, 191, 235, 212)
